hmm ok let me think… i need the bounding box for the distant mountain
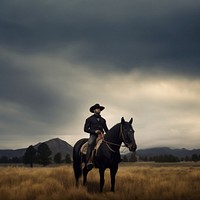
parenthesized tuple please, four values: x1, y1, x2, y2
(35, 138, 73, 160)
(136, 147, 200, 159)
(0, 138, 73, 160)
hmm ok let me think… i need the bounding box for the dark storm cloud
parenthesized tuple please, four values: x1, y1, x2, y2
(0, 0, 200, 76)
(0, 62, 67, 124)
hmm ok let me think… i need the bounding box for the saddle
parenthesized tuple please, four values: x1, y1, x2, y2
(81, 134, 103, 156)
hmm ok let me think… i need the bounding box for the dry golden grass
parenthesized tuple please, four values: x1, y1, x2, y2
(0, 163, 200, 200)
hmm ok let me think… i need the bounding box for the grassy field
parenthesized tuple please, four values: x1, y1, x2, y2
(0, 162, 200, 200)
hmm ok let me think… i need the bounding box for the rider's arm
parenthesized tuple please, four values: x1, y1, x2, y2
(84, 118, 95, 135)
(103, 119, 109, 134)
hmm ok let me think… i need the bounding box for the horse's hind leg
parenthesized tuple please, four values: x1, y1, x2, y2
(75, 178, 79, 187)
(83, 166, 89, 185)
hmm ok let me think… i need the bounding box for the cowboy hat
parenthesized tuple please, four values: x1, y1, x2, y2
(89, 103, 105, 113)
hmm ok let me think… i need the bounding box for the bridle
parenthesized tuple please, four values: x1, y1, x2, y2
(120, 124, 134, 149)
(103, 123, 133, 152)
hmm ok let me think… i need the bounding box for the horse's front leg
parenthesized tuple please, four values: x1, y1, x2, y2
(99, 167, 106, 192)
(110, 166, 118, 192)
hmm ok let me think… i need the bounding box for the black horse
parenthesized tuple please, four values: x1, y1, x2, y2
(73, 117, 137, 192)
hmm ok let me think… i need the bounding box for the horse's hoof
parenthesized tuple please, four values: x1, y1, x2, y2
(87, 163, 94, 170)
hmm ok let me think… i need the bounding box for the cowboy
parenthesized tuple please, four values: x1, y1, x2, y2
(84, 103, 109, 169)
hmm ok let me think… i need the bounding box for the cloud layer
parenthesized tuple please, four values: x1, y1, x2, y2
(1, 0, 200, 74)
(0, 0, 200, 149)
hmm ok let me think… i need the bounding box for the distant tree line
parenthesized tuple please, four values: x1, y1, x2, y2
(0, 143, 72, 167)
(137, 154, 200, 162)
(122, 153, 137, 162)
(121, 153, 200, 163)
(0, 156, 23, 163)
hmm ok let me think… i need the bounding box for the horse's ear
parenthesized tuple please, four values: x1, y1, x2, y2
(129, 118, 133, 124)
(121, 117, 125, 124)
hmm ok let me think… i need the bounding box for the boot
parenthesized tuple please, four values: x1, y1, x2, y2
(86, 145, 94, 170)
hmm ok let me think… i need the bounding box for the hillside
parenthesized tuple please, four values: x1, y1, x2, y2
(0, 138, 73, 160)
(35, 138, 73, 159)
(136, 147, 200, 159)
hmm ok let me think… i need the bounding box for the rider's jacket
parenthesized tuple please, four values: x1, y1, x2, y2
(84, 114, 108, 136)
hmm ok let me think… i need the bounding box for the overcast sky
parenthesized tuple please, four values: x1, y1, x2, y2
(0, 0, 200, 150)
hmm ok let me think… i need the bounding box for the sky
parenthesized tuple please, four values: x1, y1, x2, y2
(0, 0, 200, 150)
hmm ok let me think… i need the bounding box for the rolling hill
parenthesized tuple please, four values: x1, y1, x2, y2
(0, 138, 73, 160)
(136, 147, 200, 159)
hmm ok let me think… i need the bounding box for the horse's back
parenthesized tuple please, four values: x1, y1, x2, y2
(73, 138, 88, 158)
(74, 138, 88, 149)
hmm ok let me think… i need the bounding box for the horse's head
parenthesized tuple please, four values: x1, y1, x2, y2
(121, 117, 137, 152)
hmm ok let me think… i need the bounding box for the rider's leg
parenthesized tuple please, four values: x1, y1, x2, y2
(86, 134, 96, 168)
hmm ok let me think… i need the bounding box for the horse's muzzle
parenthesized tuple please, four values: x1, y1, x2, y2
(129, 144, 137, 152)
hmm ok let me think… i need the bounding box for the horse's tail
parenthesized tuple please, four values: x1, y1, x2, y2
(73, 138, 88, 186)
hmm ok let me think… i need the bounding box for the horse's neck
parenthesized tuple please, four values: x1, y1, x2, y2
(104, 123, 121, 145)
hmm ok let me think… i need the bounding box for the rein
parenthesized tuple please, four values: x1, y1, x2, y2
(103, 142, 119, 153)
(103, 124, 127, 153)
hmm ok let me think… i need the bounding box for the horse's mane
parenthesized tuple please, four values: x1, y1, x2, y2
(104, 123, 121, 141)
(108, 123, 120, 133)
